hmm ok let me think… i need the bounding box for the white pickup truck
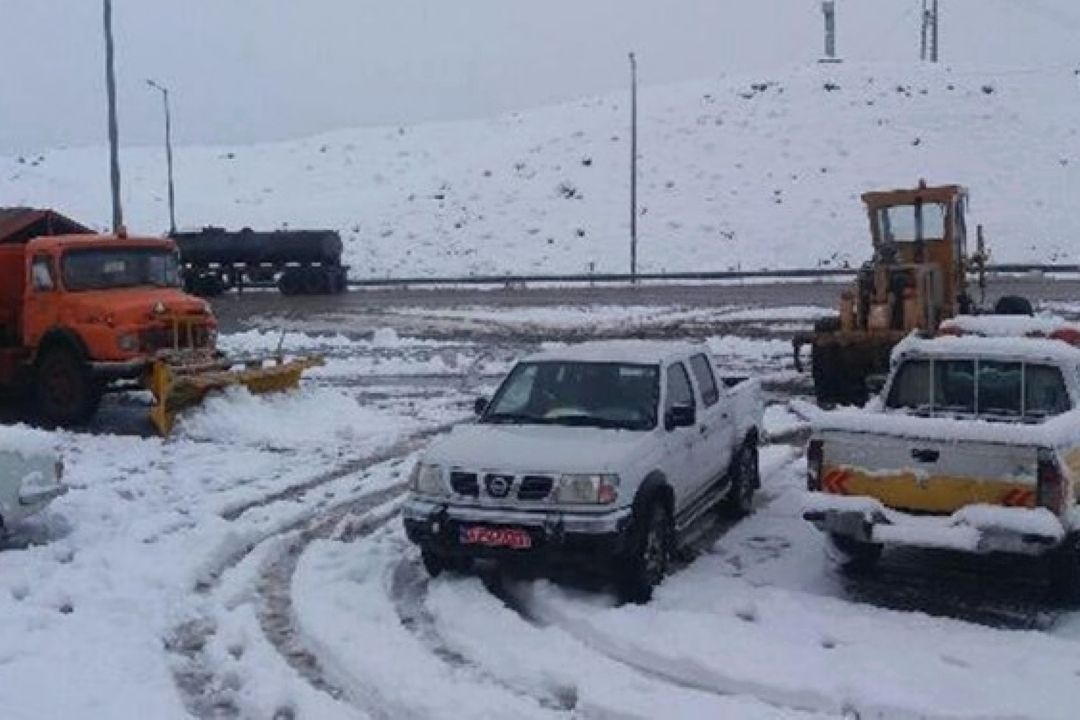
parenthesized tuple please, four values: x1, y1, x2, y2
(0, 425, 66, 534)
(404, 340, 763, 602)
(803, 328, 1080, 594)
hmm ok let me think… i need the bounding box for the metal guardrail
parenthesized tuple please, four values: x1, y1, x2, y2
(342, 263, 1075, 289)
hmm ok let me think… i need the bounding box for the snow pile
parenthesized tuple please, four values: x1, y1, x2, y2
(762, 404, 807, 440)
(953, 504, 1065, 541)
(0, 424, 59, 459)
(219, 327, 441, 355)
(804, 492, 1066, 550)
(177, 386, 420, 449)
(6, 61, 1080, 277)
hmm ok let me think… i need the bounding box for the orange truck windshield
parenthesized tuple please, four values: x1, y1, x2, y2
(61, 247, 180, 291)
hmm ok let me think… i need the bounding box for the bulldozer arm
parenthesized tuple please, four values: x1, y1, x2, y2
(147, 352, 324, 436)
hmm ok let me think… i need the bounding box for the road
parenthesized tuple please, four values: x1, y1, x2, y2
(211, 275, 1079, 339)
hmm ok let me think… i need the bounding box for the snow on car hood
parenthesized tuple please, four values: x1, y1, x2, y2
(423, 423, 650, 475)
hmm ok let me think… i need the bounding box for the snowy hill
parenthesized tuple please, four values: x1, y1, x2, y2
(4, 60, 1078, 277)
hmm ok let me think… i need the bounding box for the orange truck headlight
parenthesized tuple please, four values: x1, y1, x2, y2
(117, 333, 138, 352)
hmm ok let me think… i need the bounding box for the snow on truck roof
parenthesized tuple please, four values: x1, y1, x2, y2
(525, 340, 708, 365)
(894, 333, 1080, 366)
(940, 314, 1080, 339)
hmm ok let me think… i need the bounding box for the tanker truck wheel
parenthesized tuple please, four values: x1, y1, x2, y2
(34, 346, 101, 427)
(994, 295, 1033, 316)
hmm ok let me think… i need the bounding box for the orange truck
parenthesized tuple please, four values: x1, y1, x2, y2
(0, 208, 319, 433)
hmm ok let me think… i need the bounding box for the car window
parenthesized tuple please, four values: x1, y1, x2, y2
(482, 361, 659, 430)
(933, 359, 975, 415)
(977, 361, 1022, 417)
(1026, 364, 1070, 418)
(886, 360, 931, 411)
(689, 354, 719, 407)
(30, 256, 56, 292)
(666, 362, 695, 411)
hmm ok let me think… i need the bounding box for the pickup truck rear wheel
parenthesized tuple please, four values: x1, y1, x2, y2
(826, 532, 882, 573)
(1048, 534, 1080, 601)
(617, 500, 672, 604)
(35, 346, 102, 428)
(721, 438, 759, 518)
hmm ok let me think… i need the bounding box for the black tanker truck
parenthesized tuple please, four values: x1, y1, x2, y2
(171, 227, 348, 296)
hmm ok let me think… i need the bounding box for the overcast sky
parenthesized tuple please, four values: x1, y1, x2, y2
(2, 0, 1076, 155)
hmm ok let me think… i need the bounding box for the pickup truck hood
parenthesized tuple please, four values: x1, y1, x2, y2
(424, 423, 648, 475)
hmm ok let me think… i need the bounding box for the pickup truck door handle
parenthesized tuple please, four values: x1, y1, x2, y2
(911, 448, 940, 463)
(699, 425, 708, 435)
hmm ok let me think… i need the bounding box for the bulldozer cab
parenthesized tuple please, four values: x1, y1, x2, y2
(862, 182, 971, 323)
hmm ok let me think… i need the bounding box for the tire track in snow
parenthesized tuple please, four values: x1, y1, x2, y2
(167, 423, 457, 719)
(254, 488, 406, 720)
(220, 421, 459, 522)
(388, 559, 579, 715)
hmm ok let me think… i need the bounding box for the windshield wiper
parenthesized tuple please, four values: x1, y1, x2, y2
(546, 415, 639, 430)
(482, 412, 546, 425)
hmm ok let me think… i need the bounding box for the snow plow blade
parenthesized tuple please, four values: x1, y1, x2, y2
(148, 353, 324, 436)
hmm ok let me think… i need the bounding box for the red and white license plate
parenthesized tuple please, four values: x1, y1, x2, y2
(459, 526, 533, 550)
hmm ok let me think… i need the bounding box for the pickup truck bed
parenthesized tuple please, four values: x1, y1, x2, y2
(802, 334, 1080, 577)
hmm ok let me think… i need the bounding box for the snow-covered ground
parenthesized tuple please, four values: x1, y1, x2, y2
(5, 61, 1080, 278)
(2, 312, 1080, 718)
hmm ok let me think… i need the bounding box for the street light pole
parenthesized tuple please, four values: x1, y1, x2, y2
(103, 0, 124, 232)
(629, 51, 638, 282)
(147, 79, 176, 235)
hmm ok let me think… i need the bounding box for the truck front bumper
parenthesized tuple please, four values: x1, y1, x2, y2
(89, 359, 149, 380)
(803, 493, 1065, 556)
(403, 498, 634, 567)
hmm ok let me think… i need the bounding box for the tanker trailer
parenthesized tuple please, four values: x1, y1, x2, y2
(171, 227, 348, 296)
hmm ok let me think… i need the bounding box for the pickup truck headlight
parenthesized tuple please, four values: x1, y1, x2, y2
(117, 332, 139, 352)
(408, 462, 447, 498)
(555, 473, 620, 505)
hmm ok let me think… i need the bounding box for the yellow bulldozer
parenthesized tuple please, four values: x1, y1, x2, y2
(793, 181, 1031, 406)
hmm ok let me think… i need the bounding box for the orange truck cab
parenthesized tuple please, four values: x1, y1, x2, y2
(0, 222, 217, 426)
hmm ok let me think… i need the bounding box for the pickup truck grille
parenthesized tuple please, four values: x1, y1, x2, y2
(448, 471, 555, 501)
(518, 475, 554, 501)
(450, 471, 479, 497)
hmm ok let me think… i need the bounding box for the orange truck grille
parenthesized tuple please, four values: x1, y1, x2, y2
(139, 320, 213, 353)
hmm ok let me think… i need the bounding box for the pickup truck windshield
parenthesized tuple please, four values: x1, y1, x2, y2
(886, 358, 1071, 420)
(62, 247, 180, 291)
(482, 361, 659, 430)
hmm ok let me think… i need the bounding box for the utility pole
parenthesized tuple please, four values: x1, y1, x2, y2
(147, 79, 176, 235)
(103, 0, 124, 232)
(819, 1, 841, 63)
(920, 0, 929, 61)
(629, 52, 638, 282)
(931, 0, 940, 63)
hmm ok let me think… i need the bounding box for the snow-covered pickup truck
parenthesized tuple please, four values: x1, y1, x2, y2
(404, 341, 763, 601)
(803, 330, 1080, 592)
(0, 425, 66, 533)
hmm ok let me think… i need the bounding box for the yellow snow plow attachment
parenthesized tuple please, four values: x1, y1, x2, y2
(147, 352, 324, 436)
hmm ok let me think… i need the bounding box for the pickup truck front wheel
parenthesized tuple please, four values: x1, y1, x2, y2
(617, 500, 672, 604)
(826, 532, 882, 573)
(420, 548, 471, 578)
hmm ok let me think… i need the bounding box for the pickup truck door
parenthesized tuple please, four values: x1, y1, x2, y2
(662, 361, 701, 514)
(688, 353, 736, 487)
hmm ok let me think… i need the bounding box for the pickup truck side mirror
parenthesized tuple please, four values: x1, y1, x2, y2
(666, 404, 696, 430)
(473, 397, 489, 416)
